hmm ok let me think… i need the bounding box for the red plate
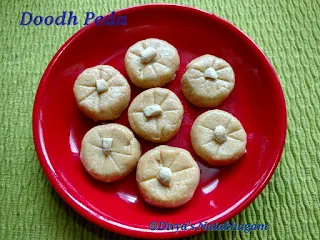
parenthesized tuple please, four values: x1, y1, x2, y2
(33, 4, 286, 239)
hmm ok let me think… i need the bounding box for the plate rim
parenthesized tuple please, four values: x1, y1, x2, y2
(32, 3, 287, 238)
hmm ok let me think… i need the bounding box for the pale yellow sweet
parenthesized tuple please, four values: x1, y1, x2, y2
(80, 124, 141, 182)
(125, 38, 180, 89)
(182, 54, 235, 107)
(136, 145, 200, 208)
(73, 65, 130, 121)
(128, 88, 183, 143)
(191, 110, 247, 165)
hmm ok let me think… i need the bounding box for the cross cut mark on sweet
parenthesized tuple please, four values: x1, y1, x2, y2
(182, 55, 235, 108)
(188, 57, 234, 88)
(73, 65, 130, 121)
(138, 148, 195, 186)
(199, 117, 245, 153)
(85, 128, 136, 173)
(128, 42, 175, 80)
(128, 88, 183, 141)
(80, 124, 141, 183)
(136, 146, 200, 208)
(74, 67, 128, 104)
(191, 110, 247, 162)
(125, 39, 180, 88)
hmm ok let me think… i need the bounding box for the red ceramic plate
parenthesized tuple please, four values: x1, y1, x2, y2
(33, 4, 286, 239)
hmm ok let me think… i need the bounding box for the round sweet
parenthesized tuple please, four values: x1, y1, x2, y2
(182, 54, 235, 107)
(136, 145, 200, 208)
(80, 123, 141, 182)
(128, 88, 184, 143)
(73, 65, 131, 121)
(191, 110, 247, 165)
(125, 38, 180, 89)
